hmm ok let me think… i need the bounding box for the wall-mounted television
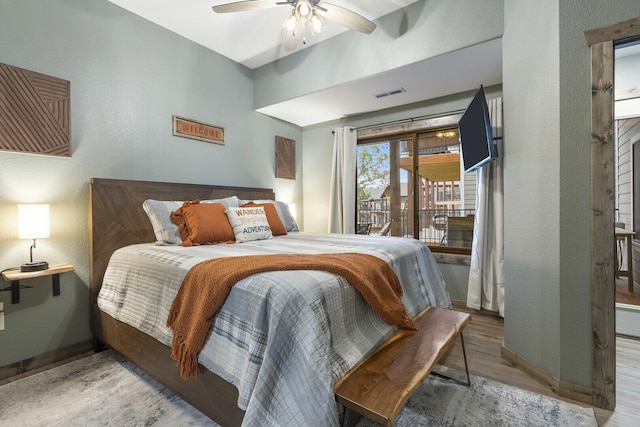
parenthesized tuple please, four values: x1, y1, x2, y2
(458, 85, 497, 173)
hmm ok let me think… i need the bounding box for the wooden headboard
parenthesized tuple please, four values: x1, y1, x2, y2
(88, 178, 275, 314)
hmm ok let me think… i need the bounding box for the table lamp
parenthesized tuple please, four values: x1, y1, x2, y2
(18, 204, 50, 272)
(288, 203, 297, 222)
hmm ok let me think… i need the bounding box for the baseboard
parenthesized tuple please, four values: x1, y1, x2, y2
(432, 252, 471, 265)
(0, 340, 95, 386)
(500, 345, 594, 406)
(450, 299, 502, 318)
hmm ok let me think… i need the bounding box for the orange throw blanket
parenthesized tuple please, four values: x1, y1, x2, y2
(166, 252, 417, 379)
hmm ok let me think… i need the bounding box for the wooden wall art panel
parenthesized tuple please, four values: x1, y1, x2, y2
(275, 136, 295, 180)
(0, 63, 70, 157)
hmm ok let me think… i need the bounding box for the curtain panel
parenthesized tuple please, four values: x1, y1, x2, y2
(328, 127, 357, 234)
(466, 97, 505, 317)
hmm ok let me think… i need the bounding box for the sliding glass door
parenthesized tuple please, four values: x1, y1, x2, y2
(356, 137, 415, 238)
(357, 126, 475, 252)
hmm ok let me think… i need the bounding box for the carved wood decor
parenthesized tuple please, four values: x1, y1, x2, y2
(275, 136, 295, 179)
(0, 63, 70, 157)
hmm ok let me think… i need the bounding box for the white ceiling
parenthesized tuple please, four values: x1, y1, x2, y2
(257, 39, 503, 127)
(107, 0, 503, 127)
(108, 0, 420, 68)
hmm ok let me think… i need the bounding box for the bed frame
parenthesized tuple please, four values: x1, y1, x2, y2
(89, 178, 276, 426)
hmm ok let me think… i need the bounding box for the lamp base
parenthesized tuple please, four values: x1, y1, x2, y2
(21, 261, 49, 272)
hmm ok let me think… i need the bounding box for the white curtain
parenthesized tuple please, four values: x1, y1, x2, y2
(466, 97, 505, 317)
(328, 127, 357, 234)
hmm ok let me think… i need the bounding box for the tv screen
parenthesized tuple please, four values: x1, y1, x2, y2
(458, 85, 497, 173)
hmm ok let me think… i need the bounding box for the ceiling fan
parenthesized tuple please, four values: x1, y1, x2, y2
(212, 0, 377, 51)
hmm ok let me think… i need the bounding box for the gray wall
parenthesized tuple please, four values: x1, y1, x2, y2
(0, 0, 302, 367)
(503, 0, 640, 386)
(3, 0, 640, 396)
(502, 0, 563, 380)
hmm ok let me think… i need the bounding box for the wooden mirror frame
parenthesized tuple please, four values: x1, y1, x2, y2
(585, 15, 640, 411)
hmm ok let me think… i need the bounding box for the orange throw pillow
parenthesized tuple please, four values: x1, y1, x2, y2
(241, 202, 287, 236)
(171, 200, 235, 246)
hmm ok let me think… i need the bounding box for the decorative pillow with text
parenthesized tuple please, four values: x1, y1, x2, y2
(225, 206, 273, 243)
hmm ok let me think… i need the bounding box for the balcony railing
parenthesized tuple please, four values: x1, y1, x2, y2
(357, 207, 475, 247)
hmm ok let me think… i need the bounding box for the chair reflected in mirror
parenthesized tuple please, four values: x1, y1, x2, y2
(615, 222, 635, 293)
(379, 221, 392, 236)
(356, 223, 372, 235)
(432, 214, 448, 245)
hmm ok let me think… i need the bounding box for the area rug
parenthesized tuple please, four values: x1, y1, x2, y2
(0, 350, 597, 426)
(357, 374, 597, 427)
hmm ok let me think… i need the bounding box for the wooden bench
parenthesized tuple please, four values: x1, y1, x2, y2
(334, 306, 471, 427)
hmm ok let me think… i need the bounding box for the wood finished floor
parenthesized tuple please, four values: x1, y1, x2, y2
(3, 300, 637, 425)
(445, 304, 640, 427)
(616, 276, 640, 305)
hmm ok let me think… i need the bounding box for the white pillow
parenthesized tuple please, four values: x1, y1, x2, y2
(143, 196, 239, 245)
(225, 206, 273, 243)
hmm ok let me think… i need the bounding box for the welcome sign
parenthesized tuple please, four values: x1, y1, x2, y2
(172, 115, 224, 145)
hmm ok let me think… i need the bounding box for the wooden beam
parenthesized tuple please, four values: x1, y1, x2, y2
(586, 15, 640, 412)
(389, 140, 402, 236)
(585, 15, 640, 46)
(591, 40, 616, 411)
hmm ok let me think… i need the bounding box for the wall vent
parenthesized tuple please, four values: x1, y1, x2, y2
(374, 87, 406, 99)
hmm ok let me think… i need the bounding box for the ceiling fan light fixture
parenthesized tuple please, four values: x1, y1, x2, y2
(212, 0, 377, 52)
(310, 13, 324, 35)
(284, 11, 298, 33)
(295, 0, 313, 20)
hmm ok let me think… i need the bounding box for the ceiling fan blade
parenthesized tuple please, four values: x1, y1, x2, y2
(315, 3, 376, 34)
(212, 0, 284, 13)
(284, 20, 305, 51)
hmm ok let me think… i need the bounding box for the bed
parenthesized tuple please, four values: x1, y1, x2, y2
(89, 178, 451, 427)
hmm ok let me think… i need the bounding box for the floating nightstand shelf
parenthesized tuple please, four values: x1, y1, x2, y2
(1, 263, 74, 304)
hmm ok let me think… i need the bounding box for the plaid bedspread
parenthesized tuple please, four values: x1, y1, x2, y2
(98, 232, 451, 426)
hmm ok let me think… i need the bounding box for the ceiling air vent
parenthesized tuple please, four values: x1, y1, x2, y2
(374, 87, 406, 99)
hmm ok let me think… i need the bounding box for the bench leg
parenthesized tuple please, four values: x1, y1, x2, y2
(431, 332, 471, 387)
(340, 407, 363, 427)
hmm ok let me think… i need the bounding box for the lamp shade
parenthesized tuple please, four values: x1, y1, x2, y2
(18, 204, 50, 240)
(288, 203, 297, 221)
